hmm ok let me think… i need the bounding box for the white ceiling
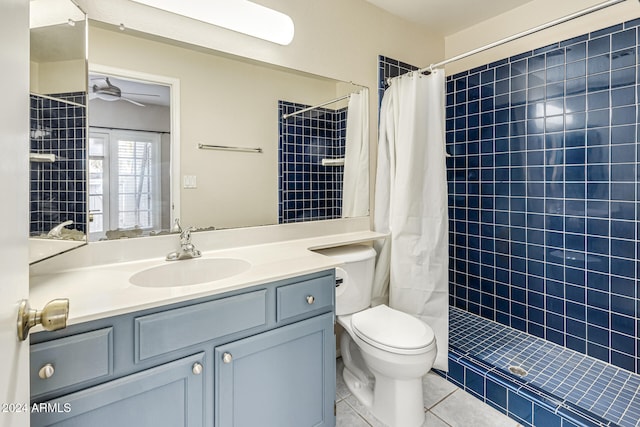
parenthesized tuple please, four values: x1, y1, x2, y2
(365, 0, 535, 36)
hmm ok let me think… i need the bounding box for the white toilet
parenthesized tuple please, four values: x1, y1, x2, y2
(317, 245, 437, 427)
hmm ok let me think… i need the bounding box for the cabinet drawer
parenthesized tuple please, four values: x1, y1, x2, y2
(276, 276, 334, 322)
(32, 353, 205, 427)
(30, 328, 113, 398)
(135, 289, 266, 361)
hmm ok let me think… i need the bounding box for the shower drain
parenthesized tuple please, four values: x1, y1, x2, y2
(508, 366, 528, 377)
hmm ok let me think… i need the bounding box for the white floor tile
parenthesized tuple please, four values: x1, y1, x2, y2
(422, 372, 458, 409)
(422, 412, 450, 427)
(336, 400, 370, 427)
(344, 395, 387, 427)
(345, 394, 442, 427)
(430, 389, 520, 427)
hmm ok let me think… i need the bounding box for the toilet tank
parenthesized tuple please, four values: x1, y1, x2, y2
(316, 244, 376, 316)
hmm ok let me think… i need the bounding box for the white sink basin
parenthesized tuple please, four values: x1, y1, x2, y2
(130, 258, 251, 287)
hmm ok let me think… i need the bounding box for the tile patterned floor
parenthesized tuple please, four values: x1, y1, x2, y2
(335, 358, 522, 427)
(449, 307, 640, 427)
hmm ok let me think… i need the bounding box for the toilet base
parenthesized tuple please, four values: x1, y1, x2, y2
(342, 367, 373, 408)
(342, 364, 426, 427)
(369, 372, 426, 427)
(340, 323, 375, 407)
(340, 329, 428, 427)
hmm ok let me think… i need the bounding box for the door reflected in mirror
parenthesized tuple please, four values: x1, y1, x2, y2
(88, 71, 175, 241)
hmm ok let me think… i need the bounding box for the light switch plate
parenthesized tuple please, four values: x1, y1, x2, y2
(183, 175, 197, 189)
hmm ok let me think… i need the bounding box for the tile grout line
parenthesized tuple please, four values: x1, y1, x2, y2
(343, 396, 377, 427)
(426, 408, 454, 427)
(601, 372, 631, 423)
(427, 387, 459, 411)
(450, 308, 640, 427)
(613, 377, 640, 425)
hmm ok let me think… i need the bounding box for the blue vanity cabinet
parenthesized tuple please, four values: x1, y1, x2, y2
(30, 270, 336, 427)
(215, 312, 335, 427)
(31, 353, 205, 427)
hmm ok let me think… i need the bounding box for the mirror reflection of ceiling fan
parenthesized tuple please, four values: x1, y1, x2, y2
(90, 77, 159, 107)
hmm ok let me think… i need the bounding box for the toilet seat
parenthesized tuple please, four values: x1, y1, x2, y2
(351, 305, 436, 355)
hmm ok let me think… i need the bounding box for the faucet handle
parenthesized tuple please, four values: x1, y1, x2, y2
(180, 226, 196, 243)
(47, 220, 74, 238)
(167, 223, 201, 260)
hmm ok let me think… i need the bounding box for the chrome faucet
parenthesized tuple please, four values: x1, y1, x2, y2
(166, 219, 201, 261)
(47, 220, 74, 238)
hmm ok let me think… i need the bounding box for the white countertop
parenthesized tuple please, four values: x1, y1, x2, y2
(29, 238, 86, 264)
(29, 231, 385, 327)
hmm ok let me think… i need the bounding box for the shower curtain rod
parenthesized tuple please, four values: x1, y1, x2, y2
(90, 125, 170, 134)
(30, 92, 85, 108)
(282, 93, 351, 119)
(388, 0, 627, 82)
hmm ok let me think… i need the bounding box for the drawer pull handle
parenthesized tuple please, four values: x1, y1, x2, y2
(192, 362, 203, 375)
(222, 352, 233, 364)
(306, 295, 315, 305)
(39, 363, 55, 379)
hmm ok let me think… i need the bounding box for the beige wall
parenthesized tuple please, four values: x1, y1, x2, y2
(445, 0, 640, 75)
(30, 59, 86, 94)
(89, 25, 360, 229)
(77, 0, 443, 99)
(79, 0, 444, 230)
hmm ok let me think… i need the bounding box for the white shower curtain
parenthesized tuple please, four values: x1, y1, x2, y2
(342, 88, 370, 218)
(373, 71, 449, 371)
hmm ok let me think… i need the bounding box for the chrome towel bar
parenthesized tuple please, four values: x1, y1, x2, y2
(197, 143, 262, 153)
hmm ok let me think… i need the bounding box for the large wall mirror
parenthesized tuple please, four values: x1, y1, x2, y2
(86, 22, 370, 241)
(29, 0, 88, 263)
(29, 10, 371, 260)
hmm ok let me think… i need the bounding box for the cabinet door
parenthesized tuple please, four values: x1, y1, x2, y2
(32, 353, 205, 427)
(215, 313, 335, 427)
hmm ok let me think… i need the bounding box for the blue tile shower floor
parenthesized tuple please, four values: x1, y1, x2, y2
(449, 307, 640, 427)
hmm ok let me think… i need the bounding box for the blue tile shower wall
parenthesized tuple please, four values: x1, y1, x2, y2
(278, 100, 347, 223)
(30, 92, 87, 235)
(444, 20, 640, 375)
(378, 55, 419, 106)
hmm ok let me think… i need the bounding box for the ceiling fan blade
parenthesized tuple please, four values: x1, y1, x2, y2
(121, 97, 145, 107)
(122, 92, 160, 97)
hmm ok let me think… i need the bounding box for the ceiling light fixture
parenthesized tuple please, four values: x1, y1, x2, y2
(129, 0, 294, 45)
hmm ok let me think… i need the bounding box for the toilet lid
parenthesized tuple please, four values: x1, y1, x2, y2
(351, 305, 435, 353)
